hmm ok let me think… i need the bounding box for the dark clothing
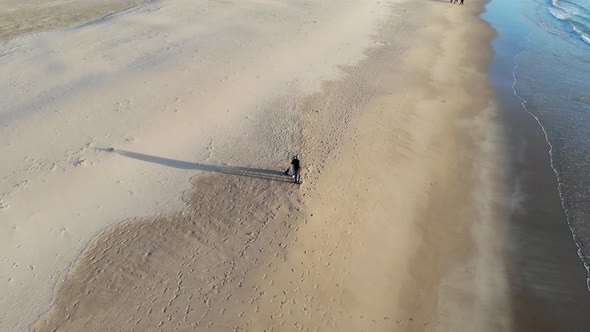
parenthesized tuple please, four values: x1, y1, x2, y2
(285, 157, 302, 184)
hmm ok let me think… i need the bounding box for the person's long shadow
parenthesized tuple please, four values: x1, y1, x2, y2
(100, 148, 292, 183)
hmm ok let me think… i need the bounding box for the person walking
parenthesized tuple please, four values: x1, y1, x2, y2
(460, 0, 464, 4)
(285, 155, 302, 184)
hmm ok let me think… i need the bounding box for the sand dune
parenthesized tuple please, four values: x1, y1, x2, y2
(1, 0, 515, 330)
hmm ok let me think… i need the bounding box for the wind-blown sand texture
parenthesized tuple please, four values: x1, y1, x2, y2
(1, 0, 515, 330)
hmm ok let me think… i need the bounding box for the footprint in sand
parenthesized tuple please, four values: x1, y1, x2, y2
(73, 159, 88, 167)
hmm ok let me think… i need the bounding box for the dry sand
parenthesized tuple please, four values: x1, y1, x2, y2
(0, 0, 516, 331)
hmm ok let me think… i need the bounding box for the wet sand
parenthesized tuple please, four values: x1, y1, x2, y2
(490, 42, 590, 330)
(501, 92, 590, 331)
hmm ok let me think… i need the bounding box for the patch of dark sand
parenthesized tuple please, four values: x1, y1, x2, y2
(35, 172, 303, 331)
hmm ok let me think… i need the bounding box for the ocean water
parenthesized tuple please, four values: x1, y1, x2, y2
(548, 0, 590, 45)
(484, 0, 590, 289)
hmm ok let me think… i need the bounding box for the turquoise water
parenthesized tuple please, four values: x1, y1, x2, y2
(483, 0, 590, 290)
(548, 0, 590, 45)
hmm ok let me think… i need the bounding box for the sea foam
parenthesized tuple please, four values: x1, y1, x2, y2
(549, 7, 570, 21)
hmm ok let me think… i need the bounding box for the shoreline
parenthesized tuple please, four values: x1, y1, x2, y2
(483, 0, 590, 328)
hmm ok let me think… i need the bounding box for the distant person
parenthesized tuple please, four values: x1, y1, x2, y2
(460, 0, 464, 4)
(284, 155, 302, 184)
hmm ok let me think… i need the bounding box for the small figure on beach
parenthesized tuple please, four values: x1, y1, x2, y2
(284, 155, 302, 184)
(460, 0, 464, 5)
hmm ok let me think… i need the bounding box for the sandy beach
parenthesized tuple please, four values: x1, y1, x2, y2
(0, 0, 565, 330)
